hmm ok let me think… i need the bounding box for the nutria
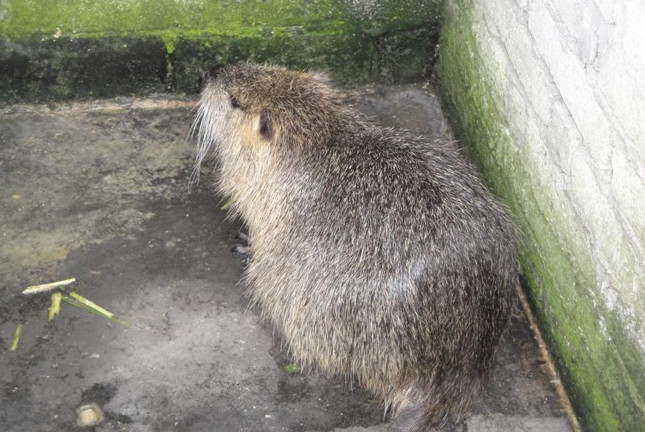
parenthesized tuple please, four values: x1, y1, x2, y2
(192, 63, 518, 431)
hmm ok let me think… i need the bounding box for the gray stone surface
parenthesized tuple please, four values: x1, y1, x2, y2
(0, 86, 571, 431)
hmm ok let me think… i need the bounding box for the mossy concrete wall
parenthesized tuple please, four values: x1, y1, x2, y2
(0, 0, 440, 104)
(436, 1, 645, 431)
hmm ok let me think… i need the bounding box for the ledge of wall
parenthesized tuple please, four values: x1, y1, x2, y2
(437, 1, 645, 431)
(0, 0, 441, 104)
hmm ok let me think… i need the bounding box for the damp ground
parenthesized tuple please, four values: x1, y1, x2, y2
(0, 85, 573, 432)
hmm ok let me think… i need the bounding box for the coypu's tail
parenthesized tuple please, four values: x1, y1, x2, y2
(386, 377, 476, 431)
(387, 406, 427, 432)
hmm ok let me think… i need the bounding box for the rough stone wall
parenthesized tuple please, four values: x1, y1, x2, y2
(437, 1, 644, 431)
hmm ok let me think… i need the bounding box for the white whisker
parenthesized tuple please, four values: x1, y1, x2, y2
(189, 92, 228, 185)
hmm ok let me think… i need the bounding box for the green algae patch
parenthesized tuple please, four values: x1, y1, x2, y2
(0, 0, 439, 39)
(436, 2, 645, 431)
(0, 0, 345, 39)
(0, 0, 440, 103)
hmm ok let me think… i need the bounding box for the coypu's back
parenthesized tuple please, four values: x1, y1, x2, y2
(193, 63, 519, 431)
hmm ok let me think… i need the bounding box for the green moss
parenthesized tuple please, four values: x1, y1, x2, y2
(436, 2, 645, 431)
(0, 0, 439, 40)
(0, 0, 440, 103)
(162, 33, 176, 55)
(0, 0, 442, 43)
(0, 0, 335, 39)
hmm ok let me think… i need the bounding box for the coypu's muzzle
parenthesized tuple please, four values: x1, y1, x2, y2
(190, 79, 229, 183)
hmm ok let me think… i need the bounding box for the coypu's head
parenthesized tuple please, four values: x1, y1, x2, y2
(191, 63, 350, 180)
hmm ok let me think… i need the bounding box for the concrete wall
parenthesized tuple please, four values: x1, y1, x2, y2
(437, 1, 644, 431)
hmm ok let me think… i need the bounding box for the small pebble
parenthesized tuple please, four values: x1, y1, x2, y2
(76, 403, 104, 427)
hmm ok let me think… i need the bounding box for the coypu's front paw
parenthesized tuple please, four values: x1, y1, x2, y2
(231, 231, 251, 255)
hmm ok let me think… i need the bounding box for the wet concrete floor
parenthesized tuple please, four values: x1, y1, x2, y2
(0, 85, 573, 432)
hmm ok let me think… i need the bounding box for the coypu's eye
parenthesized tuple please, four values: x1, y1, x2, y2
(229, 95, 241, 109)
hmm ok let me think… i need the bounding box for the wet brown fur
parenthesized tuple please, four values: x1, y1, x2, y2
(192, 63, 519, 431)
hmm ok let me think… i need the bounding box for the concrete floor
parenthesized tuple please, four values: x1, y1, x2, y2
(0, 85, 573, 432)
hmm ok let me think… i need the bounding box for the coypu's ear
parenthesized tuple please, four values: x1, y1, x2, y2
(259, 109, 274, 140)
